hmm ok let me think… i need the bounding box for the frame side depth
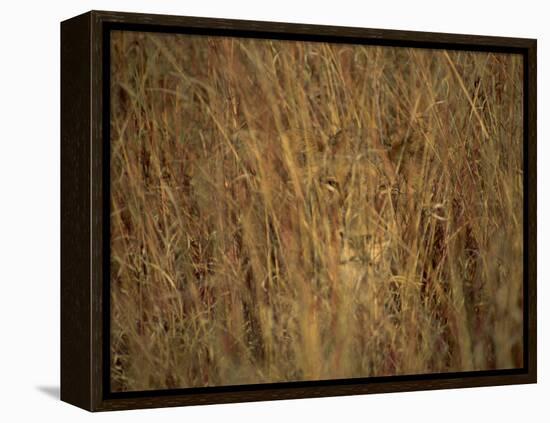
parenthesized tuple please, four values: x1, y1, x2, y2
(60, 11, 93, 411)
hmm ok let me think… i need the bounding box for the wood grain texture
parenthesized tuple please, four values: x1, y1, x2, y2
(60, 10, 537, 412)
(90, 10, 106, 411)
(60, 11, 92, 410)
(89, 10, 534, 50)
(96, 372, 535, 411)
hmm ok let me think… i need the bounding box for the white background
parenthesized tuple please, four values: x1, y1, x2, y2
(0, 0, 546, 420)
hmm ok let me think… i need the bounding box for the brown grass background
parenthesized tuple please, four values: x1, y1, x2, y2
(109, 30, 524, 392)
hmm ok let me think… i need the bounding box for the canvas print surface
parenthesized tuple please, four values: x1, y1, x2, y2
(109, 30, 524, 392)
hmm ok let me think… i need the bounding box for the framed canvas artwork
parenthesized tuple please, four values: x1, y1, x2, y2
(61, 10, 536, 411)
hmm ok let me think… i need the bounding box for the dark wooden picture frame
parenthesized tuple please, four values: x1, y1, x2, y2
(61, 10, 537, 411)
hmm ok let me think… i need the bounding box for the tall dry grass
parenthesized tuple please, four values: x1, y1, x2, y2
(109, 30, 524, 391)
